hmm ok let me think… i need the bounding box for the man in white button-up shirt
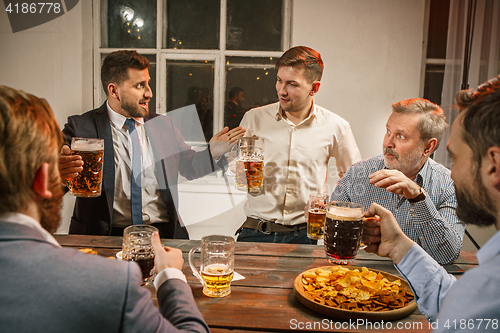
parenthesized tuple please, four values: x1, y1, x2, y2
(0, 86, 209, 332)
(236, 46, 361, 244)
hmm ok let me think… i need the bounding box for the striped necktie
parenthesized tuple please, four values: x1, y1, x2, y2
(125, 118, 142, 225)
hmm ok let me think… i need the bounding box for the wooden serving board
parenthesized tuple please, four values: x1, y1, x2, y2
(293, 266, 418, 321)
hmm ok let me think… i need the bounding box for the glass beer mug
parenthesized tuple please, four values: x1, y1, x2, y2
(189, 235, 235, 297)
(67, 137, 104, 197)
(307, 193, 329, 240)
(235, 137, 264, 193)
(122, 225, 158, 286)
(324, 201, 365, 265)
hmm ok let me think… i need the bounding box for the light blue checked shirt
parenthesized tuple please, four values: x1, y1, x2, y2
(396, 230, 500, 331)
(331, 155, 465, 264)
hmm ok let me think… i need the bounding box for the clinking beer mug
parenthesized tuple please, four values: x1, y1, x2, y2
(323, 201, 372, 265)
(67, 137, 104, 198)
(189, 235, 235, 297)
(235, 137, 264, 193)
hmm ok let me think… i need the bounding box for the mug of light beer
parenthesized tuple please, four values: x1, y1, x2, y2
(189, 235, 235, 297)
(67, 137, 104, 197)
(307, 193, 329, 240)
(235, 137, 264, 193)
(324, 201, 368, 265)
(122, 225, 158, 286)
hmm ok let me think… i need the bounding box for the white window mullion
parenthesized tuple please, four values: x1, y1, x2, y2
(282, 0, 292, 50)
(157, 0, 164, 114)
(216, 0, 228, 134)
(93, 0, 103, 109)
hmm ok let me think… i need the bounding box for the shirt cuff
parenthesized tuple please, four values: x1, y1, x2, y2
(154, 267, 187, 290)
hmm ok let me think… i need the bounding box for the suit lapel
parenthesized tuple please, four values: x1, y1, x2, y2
(95, 104, 115, 218)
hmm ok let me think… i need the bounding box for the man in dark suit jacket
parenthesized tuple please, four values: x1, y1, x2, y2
(0, 85, 210, 332)
(60, 51, 245, 238)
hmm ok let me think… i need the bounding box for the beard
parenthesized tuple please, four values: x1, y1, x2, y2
(39, 171, 64, 234)
(383, 146, 423, 176)
(121, 97, 148, 118)
(455, 169, 496, 227)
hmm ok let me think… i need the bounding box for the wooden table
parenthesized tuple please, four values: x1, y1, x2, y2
(55, 235, 478, 333)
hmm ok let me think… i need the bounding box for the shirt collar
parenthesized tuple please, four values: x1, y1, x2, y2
(0, 212, 61, 248)
(106, 101, 145, 130)
(274, 100, 318, 124)
(476, 228, 500, 265)
(414, 158, 431, 186)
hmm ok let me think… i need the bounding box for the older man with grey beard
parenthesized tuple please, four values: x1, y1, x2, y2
(331, 98, 465, 265)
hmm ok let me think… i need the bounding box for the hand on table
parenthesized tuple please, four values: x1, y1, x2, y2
(209, 126, 246, 159)
(59, 145, 83, 184)
(151, 232, 184, 272)
(363, 203, 414, 265)
(369, 169, 421, 200)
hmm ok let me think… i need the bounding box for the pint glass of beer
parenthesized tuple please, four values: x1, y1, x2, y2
(235, 137, 264, 193)
(324, 201, 365, 265)
(189, 235, 235, 297)
(67, 137, 104, 198)
(307, 193, 328, 240)
(122, 225, 158, 286)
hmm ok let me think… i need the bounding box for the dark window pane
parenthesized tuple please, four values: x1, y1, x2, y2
(99, 54, 157, 114)
(427, 0, 450, 59)
(101, 0, 157, 48)
(423, 64, 445, 105)
(166, 60, 215, 142)
(224, 57, 279, 129)
(165, 0, 220, 49)
(226, 0, 282, 51)
(145, 55, 157, 114)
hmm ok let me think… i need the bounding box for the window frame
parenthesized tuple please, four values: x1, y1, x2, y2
(92, 0, 292, 137)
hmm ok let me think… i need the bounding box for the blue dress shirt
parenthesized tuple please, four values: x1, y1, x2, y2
(397, 230, 500, 332)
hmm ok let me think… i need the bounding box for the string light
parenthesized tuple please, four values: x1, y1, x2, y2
(120, 6, 134, 22)
(133, 18, 144, 27)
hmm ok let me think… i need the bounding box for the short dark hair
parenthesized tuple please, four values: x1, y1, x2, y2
(392, 98, 448, 149)
(229, 87, 243, 99)
(457, 75, 500, 168)
(101, 50, 150, 95)
(275, 46, 324, 83)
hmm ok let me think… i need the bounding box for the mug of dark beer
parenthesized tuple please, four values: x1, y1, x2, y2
(122, 225, 158, 286)
(324, 201, 366, 265)
(67, 137, 104, 197)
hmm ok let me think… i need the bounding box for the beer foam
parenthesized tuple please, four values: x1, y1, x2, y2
(71, 141, 103, 151)
(326, 206, 363, 220)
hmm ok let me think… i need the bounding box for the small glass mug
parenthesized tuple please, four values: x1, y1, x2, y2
(307, 193, 329, 240)
(323, 201, 367, 265)
(235, 137, 264, 193)
(189, 235, 235, 297)
(122, 225, 158, 286)
(67, 137, 104, 198)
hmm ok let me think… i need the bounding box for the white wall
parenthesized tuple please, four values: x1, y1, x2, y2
(0, 1, 92, 125)
(293, 0, 426, 160)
